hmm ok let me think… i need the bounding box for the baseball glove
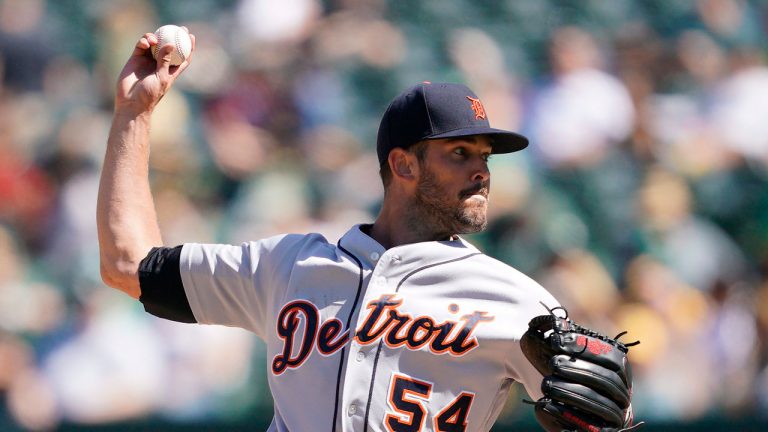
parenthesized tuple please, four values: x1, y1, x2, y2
(521, 306, 642, 432)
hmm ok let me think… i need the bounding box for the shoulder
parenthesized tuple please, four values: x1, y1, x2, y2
(190, 232, 333, 253)
(249, 232, 332, 252)
(181, 232, 335, 268)
(458, 237, 540, 285)
(464, 247, 560, 309)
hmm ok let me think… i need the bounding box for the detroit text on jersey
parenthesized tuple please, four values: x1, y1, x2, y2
(272, 294, 495, 375)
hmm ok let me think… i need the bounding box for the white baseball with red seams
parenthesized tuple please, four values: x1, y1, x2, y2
(151, 25, 191, 66)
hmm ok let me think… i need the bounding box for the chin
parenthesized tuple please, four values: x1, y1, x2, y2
(456, 208, 488, 234)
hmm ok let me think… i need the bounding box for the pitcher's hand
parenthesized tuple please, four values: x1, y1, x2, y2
(115, 28, 195, 115)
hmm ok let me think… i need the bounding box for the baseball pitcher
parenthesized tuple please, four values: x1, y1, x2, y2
(97, 29, 639, 432)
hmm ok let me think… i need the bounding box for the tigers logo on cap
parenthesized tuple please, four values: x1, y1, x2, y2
(466, 96, 486, 120)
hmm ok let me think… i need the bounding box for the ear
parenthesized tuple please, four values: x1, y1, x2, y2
(388, 148, 418, 181)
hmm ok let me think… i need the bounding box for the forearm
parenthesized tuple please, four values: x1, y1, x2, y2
(97, 110, 163, 298)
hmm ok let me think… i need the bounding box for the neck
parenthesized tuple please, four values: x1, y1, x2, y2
(370, 195, 455, 249)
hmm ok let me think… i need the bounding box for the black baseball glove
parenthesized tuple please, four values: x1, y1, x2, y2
(521, 307, 642, 432)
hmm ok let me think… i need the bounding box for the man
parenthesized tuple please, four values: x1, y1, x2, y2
(98, 31, 632, 431)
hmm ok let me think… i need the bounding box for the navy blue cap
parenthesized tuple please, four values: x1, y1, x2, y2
(376, 82, 528, 166)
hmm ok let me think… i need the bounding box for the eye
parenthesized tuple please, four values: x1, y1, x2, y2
(453, 147, 467, 156)
(482, 153, 492, 162)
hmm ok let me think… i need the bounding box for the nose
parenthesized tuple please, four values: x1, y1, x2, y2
(471, 159, 490, 183)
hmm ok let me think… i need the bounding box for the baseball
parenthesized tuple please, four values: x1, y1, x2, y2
(151, 25, 192, 66)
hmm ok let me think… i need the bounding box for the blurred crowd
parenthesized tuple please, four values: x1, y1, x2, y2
(1, 0, 768, 429)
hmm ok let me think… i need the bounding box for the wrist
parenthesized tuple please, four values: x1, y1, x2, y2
(113, 105, 153, 123)
(113, 95, 158, 118)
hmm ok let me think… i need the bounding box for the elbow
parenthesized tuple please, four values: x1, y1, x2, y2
(100, 257, 142, 299)
(98, 260, 122, 289)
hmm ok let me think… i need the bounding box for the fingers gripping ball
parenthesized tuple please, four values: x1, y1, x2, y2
(151, 25, 192, 66)
(521, 309, 643, 432)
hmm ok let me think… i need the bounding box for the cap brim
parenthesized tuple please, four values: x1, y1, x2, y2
(427, 127, 529, 154)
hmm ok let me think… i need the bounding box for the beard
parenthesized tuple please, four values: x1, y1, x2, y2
(411, 166, 489, 236)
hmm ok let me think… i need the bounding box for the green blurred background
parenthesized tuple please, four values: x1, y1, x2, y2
(1, 0, 768, 430)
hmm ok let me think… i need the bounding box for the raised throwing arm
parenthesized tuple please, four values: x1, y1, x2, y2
(97, 29, 195, 298)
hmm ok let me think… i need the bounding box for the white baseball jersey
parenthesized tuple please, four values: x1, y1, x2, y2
(175, 224, 558, 431)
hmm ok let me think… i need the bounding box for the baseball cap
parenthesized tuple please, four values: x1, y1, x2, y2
(376, 82, 528, 166)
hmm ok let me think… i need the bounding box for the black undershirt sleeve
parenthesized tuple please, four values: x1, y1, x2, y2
(138, 245, 197, 323)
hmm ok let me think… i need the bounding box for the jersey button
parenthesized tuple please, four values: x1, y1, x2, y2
(370, 252, 380, 261)
(348, 404, 357, 416)
(356, 351, 366, 362)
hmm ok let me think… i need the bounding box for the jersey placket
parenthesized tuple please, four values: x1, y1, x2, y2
(340, 249, 401, 432)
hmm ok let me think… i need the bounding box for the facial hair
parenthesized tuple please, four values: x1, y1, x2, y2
(410, 165, 489, 237)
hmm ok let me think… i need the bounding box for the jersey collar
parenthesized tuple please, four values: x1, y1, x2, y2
(338, 224, 388, 268)
(338, 224, 480, 269)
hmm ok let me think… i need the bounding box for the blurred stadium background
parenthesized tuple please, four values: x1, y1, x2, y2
(1, 0, 768, 430)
